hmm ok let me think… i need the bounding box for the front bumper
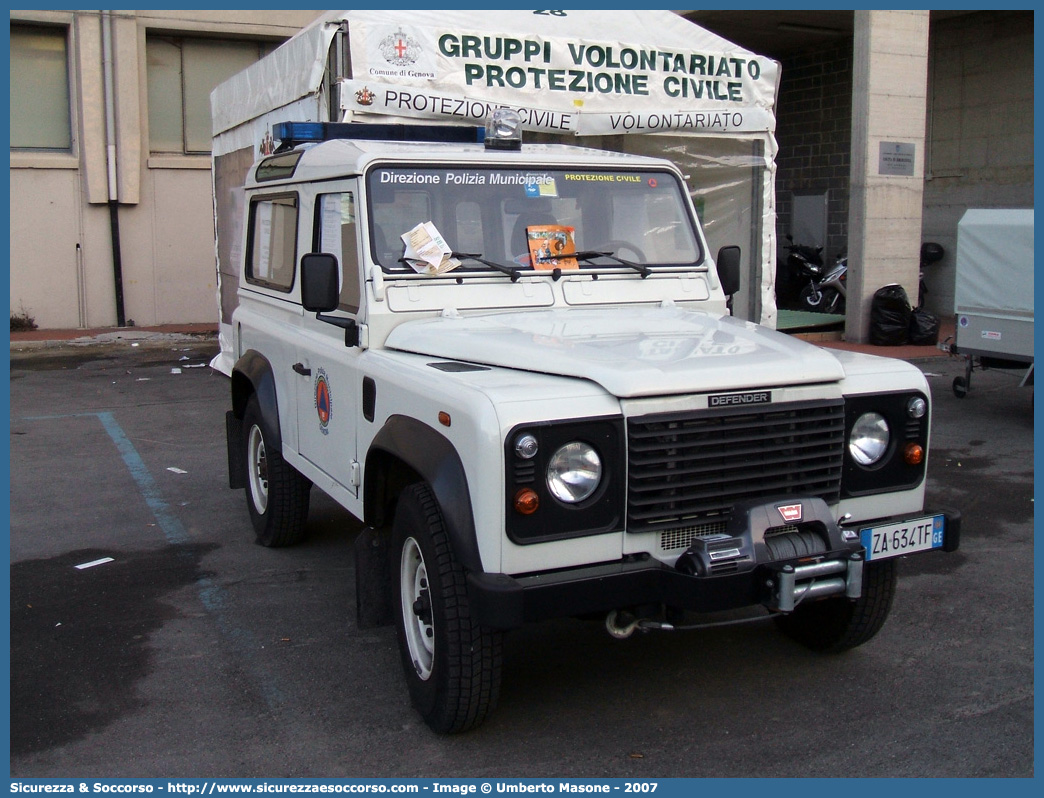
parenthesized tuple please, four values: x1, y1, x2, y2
(468, 500, 961, 629)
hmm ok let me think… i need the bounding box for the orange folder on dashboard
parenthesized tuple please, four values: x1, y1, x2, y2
(526, 225, 578, 271)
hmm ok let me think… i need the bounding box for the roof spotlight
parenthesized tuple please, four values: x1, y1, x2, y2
(485, 109, 522, 151)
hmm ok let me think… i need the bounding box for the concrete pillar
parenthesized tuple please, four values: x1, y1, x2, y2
(846, 10, 930, 342)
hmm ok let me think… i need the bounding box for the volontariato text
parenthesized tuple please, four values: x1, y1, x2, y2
(437, 33, 766, 101)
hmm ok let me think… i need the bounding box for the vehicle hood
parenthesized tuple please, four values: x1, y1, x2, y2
(384, 307, 845, 398)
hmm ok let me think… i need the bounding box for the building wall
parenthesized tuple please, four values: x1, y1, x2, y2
(773, 11, 1033, 319)
(774, 39, 853, 272)
(9, 9, 324, 329)
(9, 167, 91, 327)
(921, 10, 1034, 316)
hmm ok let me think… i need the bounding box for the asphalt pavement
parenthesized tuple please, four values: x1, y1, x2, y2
(7, 335, 1034, 778)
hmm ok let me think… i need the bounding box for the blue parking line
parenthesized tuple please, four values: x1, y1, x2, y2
(22, 410, 285, 708)
(96, 411, 191, 546)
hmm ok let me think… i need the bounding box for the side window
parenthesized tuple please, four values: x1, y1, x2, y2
(10, 24, 72, 151)
(246, 195, 297, 292)
(317, 192, 361, 314)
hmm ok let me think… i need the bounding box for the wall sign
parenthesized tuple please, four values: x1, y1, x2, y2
(879, 141, 915, 176)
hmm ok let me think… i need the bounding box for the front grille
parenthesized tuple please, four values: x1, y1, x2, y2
(628, 399, 844, 534)
(659, 521, 727, 552)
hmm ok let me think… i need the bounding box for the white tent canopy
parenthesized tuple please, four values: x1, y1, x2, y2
(210, 10, 780, 374)
(214, 10, 777, 143)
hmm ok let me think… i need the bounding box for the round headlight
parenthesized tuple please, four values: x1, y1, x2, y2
(849, 412, 890, 466)
(546, 442, 602, 503)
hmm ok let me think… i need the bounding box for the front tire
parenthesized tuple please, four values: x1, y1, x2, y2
(775, 560, 897, 653)
(799, 283, 825, 311)
(391, 483, 502, 733)
(243, 395, 310, 547)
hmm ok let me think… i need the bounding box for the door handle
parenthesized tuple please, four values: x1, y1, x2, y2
(292, 362, 311, 376)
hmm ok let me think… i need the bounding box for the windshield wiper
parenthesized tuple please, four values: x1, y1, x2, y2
(451, 252, 522, 283)
(570, 250, 651, 278)
(396, 252, 522, 282)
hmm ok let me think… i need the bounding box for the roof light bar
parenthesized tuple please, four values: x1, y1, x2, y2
(272, 121, 485, 150)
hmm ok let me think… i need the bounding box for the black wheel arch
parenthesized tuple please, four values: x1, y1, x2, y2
(365, 415, 483, 574)
(231, 349, 283, 451)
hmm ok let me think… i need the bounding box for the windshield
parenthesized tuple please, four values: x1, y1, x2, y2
(366, 165, 703, 274)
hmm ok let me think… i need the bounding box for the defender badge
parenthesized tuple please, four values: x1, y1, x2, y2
(708, 391, 771, 407)
(314, 368, 332, 435)
(777, 503, 803, 523)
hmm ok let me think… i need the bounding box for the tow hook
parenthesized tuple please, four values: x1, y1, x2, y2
(606, 608, 779, 638)
(606, 610, 675, 638)
(605, 610, 642, 639)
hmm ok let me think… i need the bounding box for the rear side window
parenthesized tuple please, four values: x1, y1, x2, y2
(246, 195, 298, 292)
(256, 150, 303, 182)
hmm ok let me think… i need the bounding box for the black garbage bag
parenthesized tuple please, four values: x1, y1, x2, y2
(909, 306, 940, 345)
(869, 284, 912, 346)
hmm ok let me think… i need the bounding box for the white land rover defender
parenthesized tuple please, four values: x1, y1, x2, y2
(224, 112, 959, 733)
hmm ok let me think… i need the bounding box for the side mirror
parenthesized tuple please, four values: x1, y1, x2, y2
(301, 252, 361, 347)
(301, 253, 339, 313)
(716, 245, 741, 297)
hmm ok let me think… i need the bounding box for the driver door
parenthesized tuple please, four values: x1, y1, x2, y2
(294, 187, 363, 498)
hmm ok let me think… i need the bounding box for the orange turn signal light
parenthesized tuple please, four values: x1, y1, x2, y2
(903, 443, 924, 465)
(513, 488, 540, 515)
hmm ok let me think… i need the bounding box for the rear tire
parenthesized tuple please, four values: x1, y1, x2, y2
(800, 284, 843, 314)
(243, 395, 310, 547)
(775, 560, 897, 653)
(391, 483, 502, 733)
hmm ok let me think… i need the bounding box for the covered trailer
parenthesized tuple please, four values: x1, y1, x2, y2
(950, 208, 1034, 397)
(210, 9, 780, 375)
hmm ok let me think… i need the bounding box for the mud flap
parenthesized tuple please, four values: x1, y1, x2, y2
(226, 411, 245, 490)
(355, 525, 392, 628)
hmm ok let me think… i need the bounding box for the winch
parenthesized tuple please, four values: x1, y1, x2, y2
(604, 497, 865, 638)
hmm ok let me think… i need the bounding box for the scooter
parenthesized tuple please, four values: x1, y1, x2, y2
(799, 252, 847, 314)
(783, 233, 847, 314)
(778, 235, 824, 308)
